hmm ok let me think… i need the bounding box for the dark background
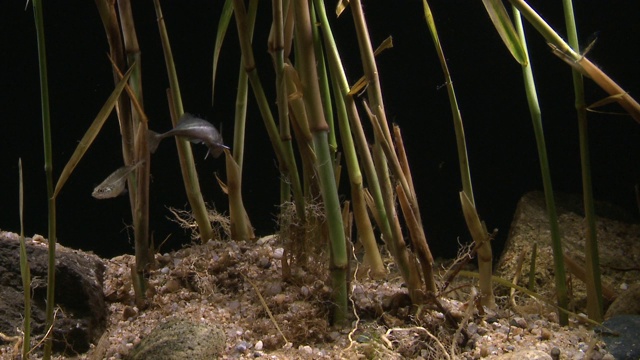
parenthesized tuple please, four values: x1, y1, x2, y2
(1, 1, 639, 260)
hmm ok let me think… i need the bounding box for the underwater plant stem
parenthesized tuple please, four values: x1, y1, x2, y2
(154, 0, 214, 243)
(313, 0, 385, 278)
(233, 0, 258, 171)
(422, 0, 474, 205)
(561, 0, 603, 322)
(507, 0, 640, 123)
(19, 159, 32, 358)
(95, 0, 134, 167)
(292, 0, 348, 325)
(118, 0, 153, 283)
(233, 0, 305, 223)
(513, 9, 569, 325)
(32, 1, 56, 357)
(269, 0, 294, 206)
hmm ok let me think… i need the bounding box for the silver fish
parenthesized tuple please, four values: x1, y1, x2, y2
(92, 161, 144, 199)
(148, 113, 229, 158)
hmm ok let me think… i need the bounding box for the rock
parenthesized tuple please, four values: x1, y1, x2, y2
(128, 318, 225, 360)
(605, 283, 640, 319)
(493, 349, 552, 360)
(0, 231, 106, 356)
(598, 315, 640, 360)
(496, 192, 640, 312)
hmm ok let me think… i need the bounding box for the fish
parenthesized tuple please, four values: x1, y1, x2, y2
(92, 161, 145, 199)
(148, 113, 229, 158)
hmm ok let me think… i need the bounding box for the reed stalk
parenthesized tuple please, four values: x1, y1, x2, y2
(507, 0, 640, 123)
(513, 9, 568, 325)
(232, 0, 306, 224)
(291, 0, 348, 324)
(314, 0, 384, 278)
(154, 0, 214, 243)
(561, 0, 603, 322)
(31, 1, 56, 357)
(422, 0, 493, 307)
(18, 159, 32, 359)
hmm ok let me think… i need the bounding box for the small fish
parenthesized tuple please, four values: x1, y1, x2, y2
(148, 113, 229, 158)
(92, 161, 144, 199)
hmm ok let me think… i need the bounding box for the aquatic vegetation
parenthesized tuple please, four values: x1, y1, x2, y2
(19, 0, 639, 357)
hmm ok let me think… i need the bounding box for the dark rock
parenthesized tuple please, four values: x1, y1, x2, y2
(128, 318, 225, 360)
(598, 315, 640, 360)
(0, 231, 106, 356)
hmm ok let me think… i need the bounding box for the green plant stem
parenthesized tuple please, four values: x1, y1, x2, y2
(95, 0, 135, 167)
(154, 0, 214, 243)
(232, 0, 305, 223)
(513, 8, 568, 325)
(422, 0, 474, 204)
(291, 0, 348, 325)
(507, 0, 640, 122)
(561, 0, 602, 322)
(313, 0, 385, 278)
(31, 1, 56, 357)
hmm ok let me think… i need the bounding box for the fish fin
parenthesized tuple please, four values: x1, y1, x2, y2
(211, 144, 230, 159)
(147, 130, 162, 153)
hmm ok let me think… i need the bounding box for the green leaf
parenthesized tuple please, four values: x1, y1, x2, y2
(481, 0, 528, 66)
(53, 65, 134, 198)
(211, 0, 234, 105)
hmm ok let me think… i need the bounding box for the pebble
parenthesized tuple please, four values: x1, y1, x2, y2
(299, 345, 313, 354)
(257, 257, 271, 269)
(540, 328, 552, 340)
(254, 340, 263, 350)
(510, 317, 528, 329)
(160, 266, 170, 274)
(467, 322, 479, 336)
(273, 248, 284, 259)
(264, 282, 282, 296)
(163, 279, 181, 293)
(550, 347, 560, 360)
(236, 341, 249, 352)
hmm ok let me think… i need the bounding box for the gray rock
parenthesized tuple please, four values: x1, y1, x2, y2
(0, 231, 106, 356)
(493, 349, 552, 360)
(496, 192, 640, 312)
(128, 318, 225, 360)
(605, 283, 640, 319)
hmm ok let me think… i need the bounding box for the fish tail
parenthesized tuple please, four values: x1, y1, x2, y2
(147, 130, 162, 153)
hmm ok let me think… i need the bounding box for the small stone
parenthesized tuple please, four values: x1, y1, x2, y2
(236, 341, 249, 352)
(163, 279, 182, 293)
(255, 340, 263, 350)
(299, 345, 313, 354)
(467, 322, 478, 336)
(257, 257, 271, 269)
(273, 248, 284, 259)
(540, 328, 552, 340)
(550, 347, 560, 360)
(122, 306, 137, 320)
(510, 317, 528, 329)
(264, 282, 282, 296)
(160, 266, 170, 274)
(356, 334, 370, 343)
(328, 331, 341, 341)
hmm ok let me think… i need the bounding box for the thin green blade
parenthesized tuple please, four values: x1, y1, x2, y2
(53, 65, 134, 198)
(211, 0, 234, 105)
(481, 0, 528, 66)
